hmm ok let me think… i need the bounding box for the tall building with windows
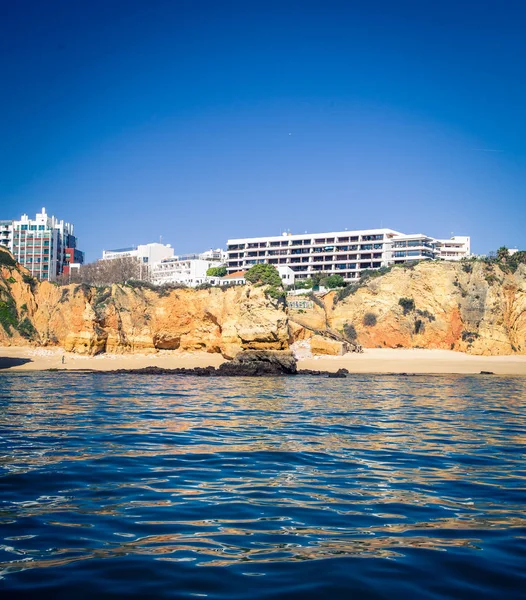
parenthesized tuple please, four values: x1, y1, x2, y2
(10, 208, 84, 281)
(226, 229, 470, 282)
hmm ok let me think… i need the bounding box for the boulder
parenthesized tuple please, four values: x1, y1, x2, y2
(310, 335, 347, 356)
(217, 350, 297, 376)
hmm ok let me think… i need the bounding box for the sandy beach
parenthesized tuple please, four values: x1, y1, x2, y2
(1, 346, 525, 375)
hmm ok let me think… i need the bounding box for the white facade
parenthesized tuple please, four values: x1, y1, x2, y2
(387, 233, 438, 263)
(102, 242, 174, 264)
(199, 248, 228, 262)
(217, 265, 295, 287)
(226, 229, 471, 282)
(435, 236, 471, 261)
(219, 271, 246, 286)
(150, 251, 227, 287)
(278, 265, 295, 285)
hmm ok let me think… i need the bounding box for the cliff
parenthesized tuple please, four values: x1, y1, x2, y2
(0, 251, 288, 358)
(288, 261, 526, 356)
(1, 248, 525, 356)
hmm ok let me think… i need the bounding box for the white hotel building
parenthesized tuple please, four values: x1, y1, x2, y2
(226, 229, 470, 282)
(102, 242, 174, 264)
(150, 249, 227, 287)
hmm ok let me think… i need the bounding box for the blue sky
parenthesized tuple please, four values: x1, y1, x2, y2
(1, 0, 525, 260)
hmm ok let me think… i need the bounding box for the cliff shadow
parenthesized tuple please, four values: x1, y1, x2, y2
(0, 357, 33, 370)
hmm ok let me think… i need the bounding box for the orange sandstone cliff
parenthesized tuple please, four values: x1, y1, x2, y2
(288, 261, 526, 356)
(1, 250, 525, 356)
(0, 254, 288, 358)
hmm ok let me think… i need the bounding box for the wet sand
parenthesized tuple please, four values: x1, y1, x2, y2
(1, 346, 525, 375)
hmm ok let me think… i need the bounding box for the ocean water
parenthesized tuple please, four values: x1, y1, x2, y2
(0, 373, 525, 599)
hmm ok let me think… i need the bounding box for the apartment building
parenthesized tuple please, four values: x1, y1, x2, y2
(102, 242, 174, 264)
(226, 229, 470, 282)
(9, 208, 84, 281)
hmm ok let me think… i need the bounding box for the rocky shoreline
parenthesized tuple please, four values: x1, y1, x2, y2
(45, 349, 354, 377)
(64, 365, 351, 377)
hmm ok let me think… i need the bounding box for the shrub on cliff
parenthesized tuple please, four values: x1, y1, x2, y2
(126, 280, 158, 291)
(245, 264, 285, 301)
(333, 283, 360, 304)
(363, 312, 377, 327)
(343, 322, 357, 341)
(508, 250, 526, 273)
(0, 299, 18, 335)
(398, 297, 415, 315)
(321, 274, 345, 289)
(294, 278, 315, 289)
(18, 317, 37, 340)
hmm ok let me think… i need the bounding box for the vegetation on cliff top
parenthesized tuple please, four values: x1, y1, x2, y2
(245, 264, 285, 300)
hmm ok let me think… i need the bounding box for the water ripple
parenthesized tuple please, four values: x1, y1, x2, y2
(0, 373, 525, 598)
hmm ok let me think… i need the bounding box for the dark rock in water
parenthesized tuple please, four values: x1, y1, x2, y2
(480, 371, 494, 375)
(217, 350, 297, 376)
(108, 366, 215, 376)
(328, 369, 348, 378)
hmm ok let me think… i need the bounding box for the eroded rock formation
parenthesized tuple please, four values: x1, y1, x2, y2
(0, 257, 288, 357)
(1, 249, 525, 356)
(288, 261, 526, 355)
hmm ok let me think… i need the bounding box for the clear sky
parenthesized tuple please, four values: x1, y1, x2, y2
(1, 0, 525, 261)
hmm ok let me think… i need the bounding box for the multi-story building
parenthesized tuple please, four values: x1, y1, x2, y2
(63, 243, 86, 276)
(10, 208, 84, 281)
(102, 242, 174, 264)
(150, 250, 226, 287)
(0, 220, 13, 249)
(387, 233, 438, 264)
(226, 229, 470, 282)
(435, 236, 471, 261)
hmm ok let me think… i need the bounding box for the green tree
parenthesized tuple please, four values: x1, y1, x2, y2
(496, 246, 510, 262)
(206, 266, 227, 277)
(322, 274, 345, 289)
(245, 264, 285, 300)
(245, 264, 282, 287)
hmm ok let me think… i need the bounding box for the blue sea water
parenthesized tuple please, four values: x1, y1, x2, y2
(0, 373, 525, 599)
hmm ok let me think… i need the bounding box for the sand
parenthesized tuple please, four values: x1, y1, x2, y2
(0, 347, 225, 372)
(299, 348, 526, 376)
(1, 346, 525, 375)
